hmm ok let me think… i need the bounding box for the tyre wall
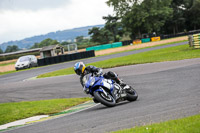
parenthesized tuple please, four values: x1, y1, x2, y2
(37, 50, 95, 66)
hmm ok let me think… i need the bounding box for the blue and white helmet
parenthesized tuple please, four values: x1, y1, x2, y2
(74, 62, 85, 75)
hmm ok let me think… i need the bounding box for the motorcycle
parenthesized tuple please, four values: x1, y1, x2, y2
(82, 73, 138, 107)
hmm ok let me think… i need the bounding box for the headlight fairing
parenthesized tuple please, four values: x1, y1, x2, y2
(90, 77, 95, 86)
(85, 77, 95, 88)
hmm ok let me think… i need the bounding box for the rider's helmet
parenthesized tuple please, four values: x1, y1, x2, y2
(74, 62, 85, 75)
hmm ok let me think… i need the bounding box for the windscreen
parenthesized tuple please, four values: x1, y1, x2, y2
(19, 57, 29, 62)
(82, 74, 92, 86)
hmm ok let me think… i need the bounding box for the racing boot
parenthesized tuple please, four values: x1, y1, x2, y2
(115, 77, 127, 88)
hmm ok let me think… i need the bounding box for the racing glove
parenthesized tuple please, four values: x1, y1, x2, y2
(95, 68, 103, 76)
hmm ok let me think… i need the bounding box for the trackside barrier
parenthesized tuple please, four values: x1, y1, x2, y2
(133, 39, 142, 44)
(37, 50, 95, 66)
(151, 36, 161, 42)
(85, 30, 200, 51)
(112, 42, 122, 48)
(86, 42, 122, 51)
(122, 40, 132, 46)
(141, 38, 151, 43)
(188, 33, 200, 48)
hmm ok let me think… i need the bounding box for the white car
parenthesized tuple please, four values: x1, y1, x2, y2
(15, 55, 38, 70)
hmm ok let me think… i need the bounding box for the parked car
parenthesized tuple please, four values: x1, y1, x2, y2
(15, 55, 38, 71)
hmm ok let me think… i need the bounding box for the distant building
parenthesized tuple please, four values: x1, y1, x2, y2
(40, 44, 65, 58)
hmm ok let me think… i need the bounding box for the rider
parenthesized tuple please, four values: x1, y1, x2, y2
(74, 62, 126, 89)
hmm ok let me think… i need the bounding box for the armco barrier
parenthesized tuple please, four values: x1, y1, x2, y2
(37, 50, 95, 66)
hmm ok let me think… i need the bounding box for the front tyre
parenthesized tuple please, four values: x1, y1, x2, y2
(126, 87, 138, 101)
(93, 91, 116, 107)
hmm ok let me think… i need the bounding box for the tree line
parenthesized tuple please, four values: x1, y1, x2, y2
(105, 0, 200, 40)
(74, 0, 200, 46)
(0, 45, 19, 54)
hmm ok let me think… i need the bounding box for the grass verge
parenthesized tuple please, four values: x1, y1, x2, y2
(0, 70, 16, 76)
(97, 40, 187, 57)
(0, 97, 91, 125)
(37, 44, 200, 78)
(113, 113, 200, 133)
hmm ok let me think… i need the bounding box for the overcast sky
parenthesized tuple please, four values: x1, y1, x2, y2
(0, 0, 113, 44)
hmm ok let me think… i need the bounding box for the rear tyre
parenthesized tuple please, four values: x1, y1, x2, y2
(126, 87, 138, 101)
(93, 91, 116, 107)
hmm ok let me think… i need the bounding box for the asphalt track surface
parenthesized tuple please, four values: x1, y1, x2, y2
(0, 41, 187, 84)
(2, 58, 200, 133)
(1, 41, 200, 132)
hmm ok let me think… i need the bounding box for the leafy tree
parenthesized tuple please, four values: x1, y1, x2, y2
(76, 36, 84, 44)
(88, 27, 113, 44)
(32, 43, 40, 48)
(60, 41, 71, 46)
(0, 48, 3, 54)
(107, 0, 173, 39)
(88, 27, 102, 43)
(5, 45, 19, 53)
(186, 0, 200, 30)
(161, 0, 193, 34)
(106, 0, 140, 17)
(100, 28, 113, 44)
(31, 38, 60, 48)
(103, 15, 123, 42)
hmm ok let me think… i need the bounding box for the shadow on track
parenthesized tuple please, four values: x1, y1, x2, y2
(88, 101, 132, 111)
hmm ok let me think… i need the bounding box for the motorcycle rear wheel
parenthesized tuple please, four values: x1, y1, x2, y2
(93, 91, 116, 107)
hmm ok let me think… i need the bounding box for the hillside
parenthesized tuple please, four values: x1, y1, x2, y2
(0, 24, 104, 51)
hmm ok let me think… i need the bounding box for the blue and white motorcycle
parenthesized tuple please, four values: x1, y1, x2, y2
(82, 73, 138, 107)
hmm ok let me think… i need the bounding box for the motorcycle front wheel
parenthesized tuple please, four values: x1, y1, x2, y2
(126, 87, 138, 101)
(93, 91, 116, 107)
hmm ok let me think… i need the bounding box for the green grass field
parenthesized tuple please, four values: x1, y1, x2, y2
(0, 98, 91, 125)
(113, 114, 200, 133)
(37, 44, 200, 78)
